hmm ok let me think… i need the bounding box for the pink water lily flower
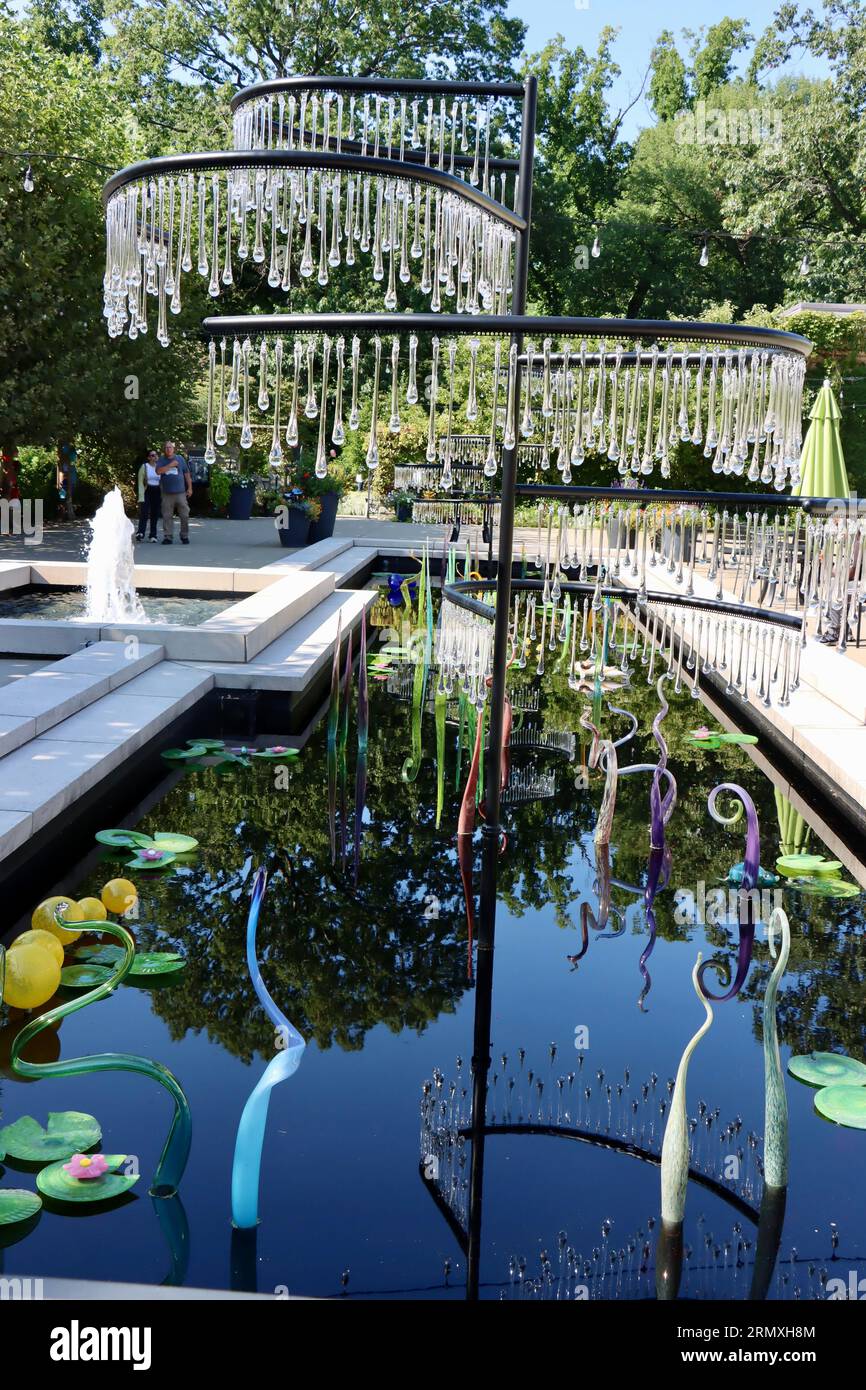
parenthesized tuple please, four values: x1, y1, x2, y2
(63, 1153, 109, 1181)
(140, 848, 166, 861)
(692, 726, 713, 740)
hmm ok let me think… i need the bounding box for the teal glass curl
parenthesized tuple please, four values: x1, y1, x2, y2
(231, 869, 305, 1229)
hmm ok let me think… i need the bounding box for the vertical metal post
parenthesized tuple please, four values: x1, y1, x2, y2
(466, 73, 537, 1303)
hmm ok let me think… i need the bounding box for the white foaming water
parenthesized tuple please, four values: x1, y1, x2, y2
(83, 487, 147, 622)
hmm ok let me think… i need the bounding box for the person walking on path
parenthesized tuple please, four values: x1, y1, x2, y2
(136, 450, 162, 542)
(156, 440, 192, 544)
(57, 443, 77, 520)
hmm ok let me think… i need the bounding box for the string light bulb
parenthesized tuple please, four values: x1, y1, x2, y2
(590, 227, 601, 259)
(799, 252, 810, 276)
(23, 164, 34, 193)
(699, 238, 709, 267)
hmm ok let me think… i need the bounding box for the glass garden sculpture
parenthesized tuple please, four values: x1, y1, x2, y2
(231, 868, 305, 1230)
(9, 910, 191, 1197)
(327, 612, 343, 865)
(698, 783, 762, 1002)
(658, 952, 715, 1226)
(353, 609, 369, 887)
(762, 907, 791, 1190)
(787, 1050, 866, 1130)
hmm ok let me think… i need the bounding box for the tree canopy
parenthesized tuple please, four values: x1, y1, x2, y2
(2, 0, 865, 490)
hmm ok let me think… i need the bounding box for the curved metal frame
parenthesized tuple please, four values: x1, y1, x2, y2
(230, 74, 527, 109)
(442, 577, 803, 631)
(198, 309, 810, 355)
(102, 149, 525, 230)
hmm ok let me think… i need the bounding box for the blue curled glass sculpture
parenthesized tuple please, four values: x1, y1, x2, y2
(231, 868, 305, 1230)
(698, 782, 761, 1001)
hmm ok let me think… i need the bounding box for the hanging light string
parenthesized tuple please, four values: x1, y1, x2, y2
(0, 147, 115, 192)
(579, 220, 852, 271)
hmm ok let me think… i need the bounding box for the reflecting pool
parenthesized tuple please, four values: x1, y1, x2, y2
(1, 648, 864, 1300)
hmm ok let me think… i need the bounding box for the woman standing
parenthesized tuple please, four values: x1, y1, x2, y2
(136, 449, 162, 542)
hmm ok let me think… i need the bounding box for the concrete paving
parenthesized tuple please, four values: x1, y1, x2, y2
(0, 515, 448, 569)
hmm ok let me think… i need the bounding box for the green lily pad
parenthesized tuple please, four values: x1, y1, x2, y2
(814, 1085, 866, 1129)
(788, 1052, 866, 1088)
(36, 1155, 139, 1204)
(152, 832, 199, 853)
(75, 945, 185, 976)
(717, 732, 759, 745)
(186, 739, 226, 751)
(95, 829, 154, 849)
(60, 964, 116, 989)
(0, 1189, 42, 1226)
(126, 953, 185, 976)
(776, 853, 829, 877)
(252, 748, 300, 761)
(161, 745, 209, 761)
(0, 1111, 102, 1162)
(786, 877, 860, 899)
(125, 850, 177, 870)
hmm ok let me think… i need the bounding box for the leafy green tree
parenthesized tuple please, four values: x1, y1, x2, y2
(648, 31, 689, 120)
(104, 0, 525, 90)
(689, 19, 752, 99)
(523, 31, 634, 316)
(0, 13, 206, 484)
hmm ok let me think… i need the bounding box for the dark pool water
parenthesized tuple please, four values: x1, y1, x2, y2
(1, 652, 864, 1300)
(0, 589, 231, 625)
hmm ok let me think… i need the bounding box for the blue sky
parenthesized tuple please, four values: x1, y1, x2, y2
(506, 0, 828, 138)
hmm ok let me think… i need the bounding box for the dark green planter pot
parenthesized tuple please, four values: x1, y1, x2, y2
(395, 501, 413, 523)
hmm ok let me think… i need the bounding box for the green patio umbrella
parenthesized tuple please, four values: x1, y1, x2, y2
(791, 378, 849, 498)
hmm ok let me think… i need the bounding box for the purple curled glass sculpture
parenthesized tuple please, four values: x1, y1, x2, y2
(698, 783, 761, 1002)
(231, 868, 305, 1230)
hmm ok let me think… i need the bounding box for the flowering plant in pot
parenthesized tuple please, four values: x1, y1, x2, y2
(286, 457, 345, 541)
(276, 490, 321, 548)
(386, 487, 417, 522)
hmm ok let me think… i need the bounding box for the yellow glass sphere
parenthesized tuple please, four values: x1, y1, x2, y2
(77, 896, 108, 923)
(2, 943, 61, 1009)
(31, 896, 86, 945)
(9, 929, 65, 968)
(101, 878, 138, 915)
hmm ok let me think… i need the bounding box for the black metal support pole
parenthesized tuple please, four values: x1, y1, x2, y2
(466, 72, 537, 1305)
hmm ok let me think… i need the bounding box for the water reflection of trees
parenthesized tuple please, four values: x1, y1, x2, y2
(517, 664, 866, 1060)
(72, 665, 865, 1065)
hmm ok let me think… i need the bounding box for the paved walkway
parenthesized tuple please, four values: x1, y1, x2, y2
(0, 516, 449, 570)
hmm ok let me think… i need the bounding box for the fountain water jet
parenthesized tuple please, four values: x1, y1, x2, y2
(83, 487, 147, 623)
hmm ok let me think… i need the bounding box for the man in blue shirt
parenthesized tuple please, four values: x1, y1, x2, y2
(155, 440, 193, 545)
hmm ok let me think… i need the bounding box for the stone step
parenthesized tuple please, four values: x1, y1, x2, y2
(261, 537, 354, 573)
(315, 546, 377, 585)
(0, 639, 164, 759)
(187, 587, 377, 690)
(0, 661, 213, 863)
